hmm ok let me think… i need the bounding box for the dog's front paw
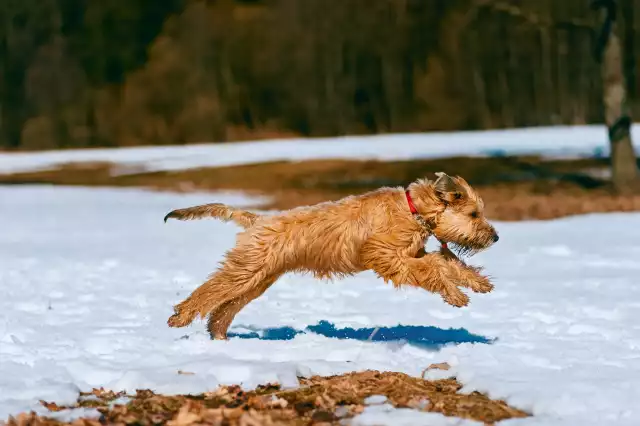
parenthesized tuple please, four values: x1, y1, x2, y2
(468, 275, 494, 293)
(453, 264, 494, 294)
(473, 280, 494, 294)
(440, 286, 470, 308)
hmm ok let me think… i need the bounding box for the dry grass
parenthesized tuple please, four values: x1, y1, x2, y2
(6, 371, 528, 426)
(1, 155, 639, 220)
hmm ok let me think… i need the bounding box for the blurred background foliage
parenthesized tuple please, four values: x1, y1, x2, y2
(1, 0, 639, 150)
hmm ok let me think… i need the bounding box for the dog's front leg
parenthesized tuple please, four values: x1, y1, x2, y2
(361, 240, 470, 307)
(439, 245, 493, 294)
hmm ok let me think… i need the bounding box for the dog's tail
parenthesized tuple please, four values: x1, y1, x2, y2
(164, 203, 260, 229)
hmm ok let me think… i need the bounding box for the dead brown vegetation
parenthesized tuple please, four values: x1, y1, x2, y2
(6, 371, 529, 425)
(2, 155, 640, 221)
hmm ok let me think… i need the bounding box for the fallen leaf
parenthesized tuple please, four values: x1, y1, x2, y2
(40, 400, 66, 412)
(167, 402, 202, 426)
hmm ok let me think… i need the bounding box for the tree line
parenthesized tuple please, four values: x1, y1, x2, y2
(1, 0, 639, 150)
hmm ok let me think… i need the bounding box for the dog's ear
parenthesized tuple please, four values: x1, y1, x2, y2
(434, 172, 466, 203)
(452, 175, 474, 195)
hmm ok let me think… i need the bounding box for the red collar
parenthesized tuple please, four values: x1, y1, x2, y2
(405, 190, 448, 249)
(405, 190, 418, 214)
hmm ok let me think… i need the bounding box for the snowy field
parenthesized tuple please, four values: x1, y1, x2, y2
(0, 125, 639, 175)
(2, 185, 640, 426)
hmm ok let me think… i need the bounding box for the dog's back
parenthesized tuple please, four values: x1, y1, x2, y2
(245, 187, 413, 278)
(164, 187, 421, 274)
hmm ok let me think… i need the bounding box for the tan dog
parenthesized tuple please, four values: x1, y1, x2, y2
(164, 172, 498, 339)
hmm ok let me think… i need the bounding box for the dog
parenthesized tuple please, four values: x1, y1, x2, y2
(164, 172, 499, 340)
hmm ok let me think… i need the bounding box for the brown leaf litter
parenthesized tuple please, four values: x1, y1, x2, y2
(4, 370, 529, 426)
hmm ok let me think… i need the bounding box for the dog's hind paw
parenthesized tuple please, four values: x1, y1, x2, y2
(167, 314, 186, 327)
(167, 310, 196, 328)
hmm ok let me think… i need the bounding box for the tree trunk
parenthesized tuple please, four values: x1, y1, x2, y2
(596, 1, 638, 192)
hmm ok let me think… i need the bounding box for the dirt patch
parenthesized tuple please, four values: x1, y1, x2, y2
(1, 156, 639, 220)
(7, 370, 528, 425)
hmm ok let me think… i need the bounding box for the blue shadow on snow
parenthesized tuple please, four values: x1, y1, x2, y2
(227, 320, 493, 350)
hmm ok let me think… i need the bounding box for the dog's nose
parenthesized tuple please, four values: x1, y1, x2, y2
(493, 233, 500, 243)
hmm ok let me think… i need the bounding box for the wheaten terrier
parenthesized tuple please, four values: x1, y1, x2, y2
(164, 172, 499, 339)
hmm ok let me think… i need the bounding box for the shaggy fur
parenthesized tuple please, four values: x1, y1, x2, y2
(164, 203, 259, 229)
(164, 172, 499, 339)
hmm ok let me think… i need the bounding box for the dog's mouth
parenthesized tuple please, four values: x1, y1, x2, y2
(446, 239, 493, 258)
(435, 229, 497, 259)
(448, 243, 481, 258)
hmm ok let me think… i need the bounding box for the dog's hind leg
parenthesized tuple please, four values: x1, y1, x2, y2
(167, 244, 281, 330)
(206, 273, 281, 340)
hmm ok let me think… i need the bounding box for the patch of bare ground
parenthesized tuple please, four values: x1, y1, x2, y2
(1, 155, 640, 220)
(6, 370, 529, 426)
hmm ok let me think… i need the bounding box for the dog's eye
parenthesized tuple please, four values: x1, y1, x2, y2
(470, 211, 478, 218)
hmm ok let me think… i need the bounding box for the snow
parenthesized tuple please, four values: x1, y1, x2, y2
(2, 184, 640, 426)
(363, 395, 388, 405)
(0, 125, 638, 175)
(352, 403, 483, 426)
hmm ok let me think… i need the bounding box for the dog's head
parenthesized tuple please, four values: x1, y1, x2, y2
(410, 172, 499, 255)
